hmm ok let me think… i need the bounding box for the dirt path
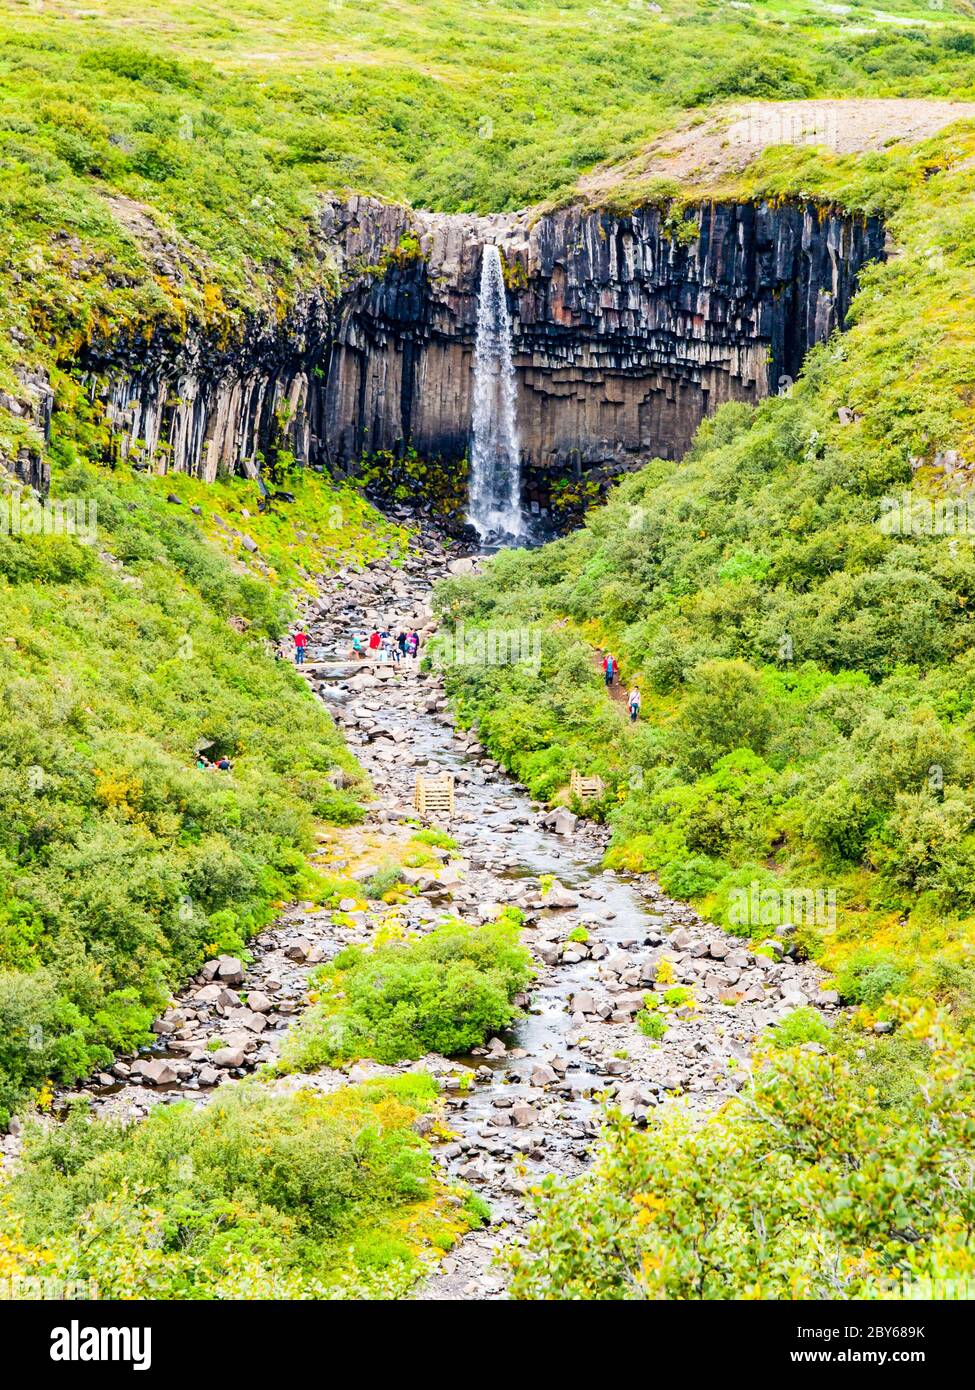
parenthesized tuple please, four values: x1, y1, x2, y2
(578, 97, 975, 200)
(1, 528, 837, 1301)
(591, 648, 628, 706)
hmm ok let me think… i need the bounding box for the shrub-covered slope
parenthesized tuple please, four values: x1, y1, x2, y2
(435, 130, 975, 1020)
(0, 447, 409, 1124)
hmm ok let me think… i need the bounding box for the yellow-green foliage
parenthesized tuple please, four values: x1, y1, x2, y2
(146, 469, 411, 592)
(0, 1074, 483, 1298)
(508, 1009, 975, 1299)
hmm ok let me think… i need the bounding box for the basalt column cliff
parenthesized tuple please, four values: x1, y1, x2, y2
(68, 195, 885, 503)
(320, 196, 885, 495)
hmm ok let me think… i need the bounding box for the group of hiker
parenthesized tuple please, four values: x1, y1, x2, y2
(196, 752, 233, 772)
(353, 628, 420, 663)
(602, 652, 641, 723)
(285, 625, 421, 667)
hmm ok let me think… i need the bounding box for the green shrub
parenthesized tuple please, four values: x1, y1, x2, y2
(768, 1006, 833, 1050)
(411, 829, 458, 851)
(636, 1009, 667, 1040)
(363, 864, 406, 900)
(836, 951, 910, 1007)
(278, 919, 534, 1070)
(1, 1074, 477, 1297)
(507, 1013, 975, 1299)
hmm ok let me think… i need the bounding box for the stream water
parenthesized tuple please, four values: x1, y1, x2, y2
(2, 529, 830, 1301)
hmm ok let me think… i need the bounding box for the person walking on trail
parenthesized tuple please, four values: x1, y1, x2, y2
(368, 629, 381, 655)
(351, 633, 364, 657)
(293, 628, 308, 665)
(408, 630, 420, 659)
(628, 685, 642, 722)
(397, 630, 408, 658)
(603, 653, 617, 687)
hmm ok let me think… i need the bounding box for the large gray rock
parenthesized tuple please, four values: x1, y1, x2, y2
(211, 1047, 246, 1069)
(215, 956, 245, 985)
(138, 1059, 177, 1087)
(544, 880, 579, 909)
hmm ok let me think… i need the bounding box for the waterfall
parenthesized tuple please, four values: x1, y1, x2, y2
(468, 244, 524, 539)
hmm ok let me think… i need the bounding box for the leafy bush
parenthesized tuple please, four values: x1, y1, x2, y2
(768, 1006, 833, 1050)
(278, 919, 534, 1070)
(507, 1011, 975, 1299)
(835, 952, 910, 1007)
(0, 1075, 479, 1297)
(636, 1008, 667, 1040)
(363, 865, 407, 900)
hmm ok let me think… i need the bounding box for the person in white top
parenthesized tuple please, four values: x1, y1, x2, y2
(628, 686, 641, 722)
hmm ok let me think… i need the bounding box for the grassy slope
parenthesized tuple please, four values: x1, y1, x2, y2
(4, 0, 975, 458)
(4, 0, 975, 1299)
(0, 410, 411, 1122)
(436, 124, 975, 1021)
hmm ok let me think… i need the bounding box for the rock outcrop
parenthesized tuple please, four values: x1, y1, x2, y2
(40, 193, 884, 507)
(323, 196, 884, 495)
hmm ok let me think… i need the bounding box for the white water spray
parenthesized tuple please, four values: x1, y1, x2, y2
(468, 244, 523, 539)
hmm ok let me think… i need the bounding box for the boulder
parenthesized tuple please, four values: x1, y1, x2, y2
(139, 1059, 177, 1087)
(215, 956, 245, 986)
(530, 1063, 558, 1087)
(211, 1047, 246, 1069)
(544, 880, 579, 909)
(570, 990, 597, 1015)
(511, 1102, 539, 1128)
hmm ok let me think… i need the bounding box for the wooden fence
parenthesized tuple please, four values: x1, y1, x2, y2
(570, 768, 605, 802)
(414, 772, 456, 819)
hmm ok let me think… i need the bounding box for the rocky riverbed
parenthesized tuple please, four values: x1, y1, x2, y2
(0, 523, 837, 1300)
(291, 527, 834, 1298)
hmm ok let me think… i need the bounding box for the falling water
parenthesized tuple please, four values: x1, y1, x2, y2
(468, 244, 524, 539)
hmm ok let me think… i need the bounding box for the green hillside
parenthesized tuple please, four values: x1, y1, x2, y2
(436, 123, 975, 1019)
(3, 0, 975, 1309)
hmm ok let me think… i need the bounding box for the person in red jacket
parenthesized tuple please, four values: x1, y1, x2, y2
(293, 628, 308, 664)
(602, 653, 617, 687)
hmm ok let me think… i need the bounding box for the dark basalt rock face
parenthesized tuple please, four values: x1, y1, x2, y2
(63, 194, 886, 505)
(77, 290, 334, 484)
(323, 196, 885, 496)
